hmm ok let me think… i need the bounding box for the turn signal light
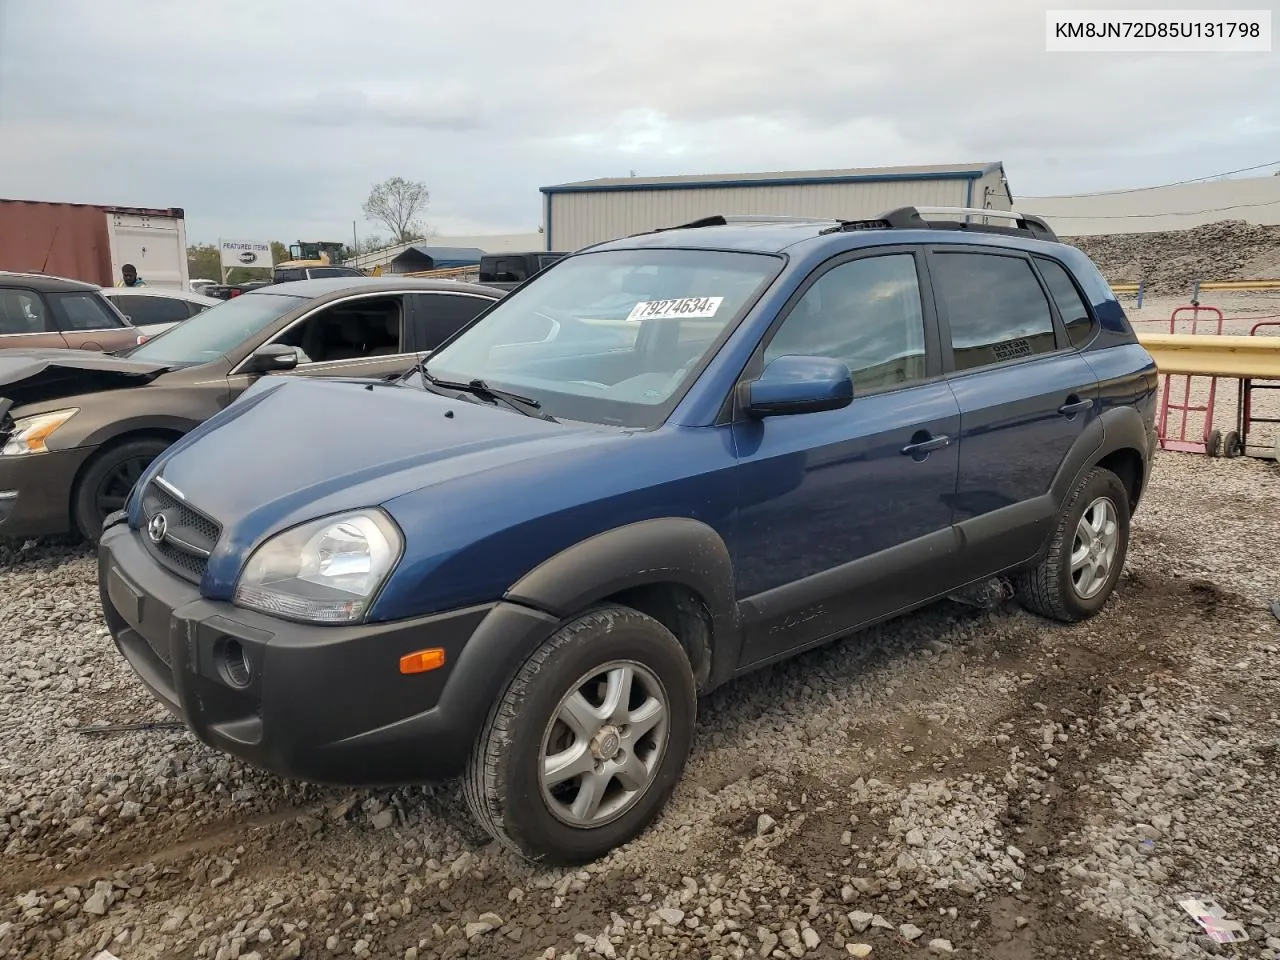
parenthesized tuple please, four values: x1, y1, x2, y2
(399, 648, 446, 674)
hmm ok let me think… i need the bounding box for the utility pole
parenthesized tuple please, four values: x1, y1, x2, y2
(352, 221, 358, 265)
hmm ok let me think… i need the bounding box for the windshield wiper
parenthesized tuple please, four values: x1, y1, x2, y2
(421, 368, 554, 421)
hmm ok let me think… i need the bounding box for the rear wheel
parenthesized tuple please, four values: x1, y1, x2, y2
(72, 437, 172, 542)
(1016, 466, 1130, 622)
(464, 604, 697, 865)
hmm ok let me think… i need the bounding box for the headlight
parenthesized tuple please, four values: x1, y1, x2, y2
(1, 408, 79, 456)
(233, 510, 403, 624)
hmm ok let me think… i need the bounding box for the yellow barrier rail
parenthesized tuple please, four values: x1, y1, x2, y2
(1135, 332, 1280, 379)
(1191, 278, 1280, 300)
(1196, 279, 1280, 292)
(1111, 283, 1141, 294)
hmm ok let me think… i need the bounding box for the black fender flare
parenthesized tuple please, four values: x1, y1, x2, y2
(1050, 404, 1152, 510)
(504, 517, 742, 683)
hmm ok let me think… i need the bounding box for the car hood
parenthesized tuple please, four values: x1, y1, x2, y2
(147, 377, 614, 567)
(0, 348, 168, 413)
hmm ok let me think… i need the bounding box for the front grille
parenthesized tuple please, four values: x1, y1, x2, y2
(139, 479, 221, 584)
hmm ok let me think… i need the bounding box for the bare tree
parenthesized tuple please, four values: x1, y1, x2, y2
(362, 177, 430, 243)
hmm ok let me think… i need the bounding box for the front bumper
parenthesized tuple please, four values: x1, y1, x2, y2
(0, 446, 96, 538)
(98, 521, 559, 785)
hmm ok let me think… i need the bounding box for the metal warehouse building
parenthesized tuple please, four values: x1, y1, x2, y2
(540, 162, 1013, 251)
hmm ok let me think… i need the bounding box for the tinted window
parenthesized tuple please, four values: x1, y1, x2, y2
(765, 254, 927, 394)
(128, 292, 309, 367)
(275, 268, 306, 282)
(411, 293, 495, 350)
(0, 289, 51, 335)
(931, 253, 1057, 371)
(1036, 258, 1095, 349)
(113, 295, 193, 327)
(486, 258, 526, 282)
(49, 292, 126, 331)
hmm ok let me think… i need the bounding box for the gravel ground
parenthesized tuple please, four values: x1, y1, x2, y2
(2, 451, 1280, 960)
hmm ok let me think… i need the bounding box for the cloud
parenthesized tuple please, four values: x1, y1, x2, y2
(0, 0, 1275, 243)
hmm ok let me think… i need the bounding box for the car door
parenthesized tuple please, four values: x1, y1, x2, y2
(225, 293, 419, 398)
(928, 246, 1101, 577)
(730, 248, 962, 667)
(405, 291, 499, 355)
(0, 286, 69, 350)
(46, 290, 138, 352)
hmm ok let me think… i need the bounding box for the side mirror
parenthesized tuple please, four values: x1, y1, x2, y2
(246, 343, 300, 373)
(745, 355, 853, 418)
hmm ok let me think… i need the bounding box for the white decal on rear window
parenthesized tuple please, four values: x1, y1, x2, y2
(626, 296, 724, 321)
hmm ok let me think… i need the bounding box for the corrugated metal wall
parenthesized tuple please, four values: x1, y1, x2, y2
(972, 168, 1013, 213)
(546, 179, 971, 251)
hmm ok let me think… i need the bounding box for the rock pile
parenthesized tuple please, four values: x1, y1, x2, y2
(1068, 219, 1280, 294)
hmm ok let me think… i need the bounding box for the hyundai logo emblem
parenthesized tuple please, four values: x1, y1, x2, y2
(147, 512, 168, 544)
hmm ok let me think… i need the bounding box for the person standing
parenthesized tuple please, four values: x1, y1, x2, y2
(116, 264, 146, 287)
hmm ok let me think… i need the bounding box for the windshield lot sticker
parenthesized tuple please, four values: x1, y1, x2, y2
(626, 296, 724, 321)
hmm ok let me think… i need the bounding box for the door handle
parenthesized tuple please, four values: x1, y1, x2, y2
(1059, 397, 1093, 416)
(901, 434, 951, 456)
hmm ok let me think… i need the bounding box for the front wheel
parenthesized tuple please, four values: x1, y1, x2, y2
(72, 437, 172, 542)
(464, 604, 697, 865)
(1016, 466, 1131, 622)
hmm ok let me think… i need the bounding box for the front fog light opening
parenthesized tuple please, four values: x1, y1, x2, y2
(220, 638, 252, 688)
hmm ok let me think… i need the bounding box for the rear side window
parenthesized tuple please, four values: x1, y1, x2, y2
(0, 289, 52, 335)
(1035, 258, 1096, 349)
(930, 252, 1057, 372)
(49, 292, 127, 331)
(113, 295, 193, 327)
(275, 268, 306, 282)
(411, 293, 495, 350)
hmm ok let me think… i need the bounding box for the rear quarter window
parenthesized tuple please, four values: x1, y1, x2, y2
(1035, 257, 1097, 349)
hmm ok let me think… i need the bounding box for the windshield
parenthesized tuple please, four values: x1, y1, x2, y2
(423, 248, 782, 426)
(127, 292, 309, 367)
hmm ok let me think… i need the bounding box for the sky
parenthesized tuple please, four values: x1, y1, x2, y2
(1, 0, 1276, 246)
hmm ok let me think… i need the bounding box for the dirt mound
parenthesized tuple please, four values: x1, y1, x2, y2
(1067, 219, 1280, 294)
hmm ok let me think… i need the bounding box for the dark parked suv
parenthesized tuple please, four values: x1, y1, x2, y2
(98, 207, 1158, 865)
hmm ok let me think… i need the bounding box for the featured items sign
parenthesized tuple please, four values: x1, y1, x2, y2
(218, 240, 274, 270)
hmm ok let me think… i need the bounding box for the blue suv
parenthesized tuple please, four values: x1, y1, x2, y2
(98, 206, 1158, 865)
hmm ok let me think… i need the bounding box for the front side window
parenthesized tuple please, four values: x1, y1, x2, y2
(0, 289, 50, 335)
(49, 292, 126, 332)
(930, 252, 1057, 372)
(424, 248, 783, 427)
(764, 254, 928, 394)
(128, 292, 309, 367)
(271, 296, 403, 363)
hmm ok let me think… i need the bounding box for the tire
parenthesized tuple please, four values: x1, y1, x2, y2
(1206, 429, 1222, 457)
(1016, 466, 1130, 623)
(464, 604, 697, 866)
(72, 437, 172, 542)
(1223, 431, 1242, 458)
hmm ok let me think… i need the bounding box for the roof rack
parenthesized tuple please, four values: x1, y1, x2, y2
(820, 206, 1058, 242)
